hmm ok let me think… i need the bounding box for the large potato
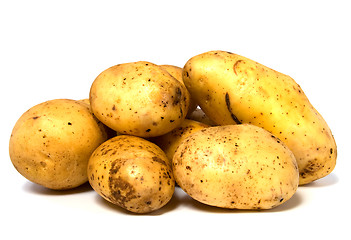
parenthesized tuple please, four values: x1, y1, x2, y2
(151, 119, 210, 162)
(173, 124, 299, 210)
(87, 135, 175, 213)
(183, 50, 337, 185)
(90, 61, 190, 138)
(9, 99, 109, 190)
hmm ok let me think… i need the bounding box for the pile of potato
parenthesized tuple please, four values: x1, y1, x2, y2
(9, 50, 337, 213)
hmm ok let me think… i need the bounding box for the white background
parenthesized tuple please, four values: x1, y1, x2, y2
(1, 0, 350, 239)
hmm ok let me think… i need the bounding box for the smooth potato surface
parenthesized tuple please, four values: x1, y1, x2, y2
(90, 61, 190, 138)
(87, 135, 175, 213)
(9, 99, 109, 190)
(183, 50, 336, 185)
(173, 124, 299, 209)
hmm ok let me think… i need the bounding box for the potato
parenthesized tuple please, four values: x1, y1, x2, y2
(160, 64, 197, 115)
(9, 99, 109, 190)
(151, 119, 210, 162)
(183, 50, 337, 185)
(173, 124, 299, 209)
(87, 135, 175, 213)
(90, 61, 190, 138)
(186, 107, 217, 126)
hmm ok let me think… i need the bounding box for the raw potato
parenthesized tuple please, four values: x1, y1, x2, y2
(183, 50, 337, 185)
(9, 99, 109, 190)
(160, 64, 197, 115)
(87, 135, 175, 213)
(151, 119, 210, 162)
(172, 124, 299, 209)
(90, 61, 190, 138)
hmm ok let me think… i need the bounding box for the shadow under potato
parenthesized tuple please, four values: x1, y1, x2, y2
(22, 181, 93, 196)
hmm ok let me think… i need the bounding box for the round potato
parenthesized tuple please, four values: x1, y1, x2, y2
(90, 61, 190, 138)
(87, 135, 175, 213)
(151, 119, 210, 162)
(173, 124, 299, 210)
(160, 64, 197, 115)
(9, 99, 109, 190)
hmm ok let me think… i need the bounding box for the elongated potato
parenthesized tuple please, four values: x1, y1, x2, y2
(173, 124, 299, 209)
(183, 50, 337, 185)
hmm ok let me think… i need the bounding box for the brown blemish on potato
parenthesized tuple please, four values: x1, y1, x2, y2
(32, 116, 40, 120)
(172, 87, 182, 106)
(151, 156, 167, 166)
(225, 93, 241, 124)
(300, 160, 324, 179)
(233, 60, 242, 75)
(108, 160, 137, 208)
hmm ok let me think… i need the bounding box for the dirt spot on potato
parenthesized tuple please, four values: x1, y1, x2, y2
(108, 160, 137, 207)
(225, 93, 241, 124)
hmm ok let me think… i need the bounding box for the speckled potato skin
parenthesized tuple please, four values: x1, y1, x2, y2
(87, 135, 175, 213)
(160, 64, 197, 115)
(173, 124, 299, 209)
(151, 119, 210, 161)
(9, 99, 109, 190)
(183, 50, 337, 185)
(90, 61, 190, 138)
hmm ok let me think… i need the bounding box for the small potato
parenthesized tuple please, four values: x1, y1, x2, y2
(186, 107, 217, 126)
(90, 61, 190, 138)
(151, 119, 210, 162)
(160, 64, 197, 115)
(9, 99, 109, 190)
(173, 124, 299, 210)
(87, 135, 175, 213)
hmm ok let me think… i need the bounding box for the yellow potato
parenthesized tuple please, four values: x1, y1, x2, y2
(160, 64, 197, 115)
(173, 124, 299, 209)
(183, 50, 337, 185)
(90, 61, 190, 138)
(151, 119, 210, 162)
(87, 135, 175, 213)
(9, 99, 109, 190)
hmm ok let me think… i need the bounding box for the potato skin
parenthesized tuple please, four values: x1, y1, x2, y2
(172, 124, 299, 209)
(90, 61, 190, 138)
(9, 99, 108, 190)
(87, 135, 175, 213)
(183, 50, 337, 185)
(160, 64, 197, 115)
(151, 119, 210, 162)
